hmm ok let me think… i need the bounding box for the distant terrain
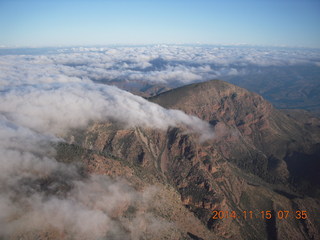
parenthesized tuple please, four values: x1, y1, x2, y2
(225, 65, 320, 116)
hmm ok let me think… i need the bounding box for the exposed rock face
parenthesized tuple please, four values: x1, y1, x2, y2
(14, 80, 320, 239)
(150, 80, 320, 187)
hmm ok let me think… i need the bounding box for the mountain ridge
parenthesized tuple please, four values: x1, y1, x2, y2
(150, 79, 320, 186)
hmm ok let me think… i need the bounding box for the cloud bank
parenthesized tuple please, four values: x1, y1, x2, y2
(0, 82, 214, 139)
(1, 45, 319, 87)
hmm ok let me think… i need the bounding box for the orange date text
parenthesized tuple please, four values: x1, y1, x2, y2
(212, 210, 308, 220)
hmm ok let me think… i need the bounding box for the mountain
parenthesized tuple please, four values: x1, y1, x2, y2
(13, 80, 320, 239)
(150, 80, 320, 190)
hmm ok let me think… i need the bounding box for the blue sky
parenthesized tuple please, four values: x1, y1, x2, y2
(0, 0, 319, 48)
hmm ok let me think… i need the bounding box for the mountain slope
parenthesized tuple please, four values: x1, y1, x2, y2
(13, 80, 320, 240)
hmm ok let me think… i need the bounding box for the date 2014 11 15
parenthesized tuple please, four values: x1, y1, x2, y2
(212, 210, 308, 220)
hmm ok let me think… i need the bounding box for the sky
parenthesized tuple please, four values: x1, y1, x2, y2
(0, 0, 319, 48)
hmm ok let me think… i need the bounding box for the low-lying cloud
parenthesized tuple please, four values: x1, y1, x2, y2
(0, 82, 214, 139)
(1, 45, 319, 87)
(0, 90, 186, 238)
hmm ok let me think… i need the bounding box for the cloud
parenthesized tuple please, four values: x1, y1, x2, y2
(0, 82, 214, 139)
(0, 108, 178, 239)
(2, 45, 319, 87)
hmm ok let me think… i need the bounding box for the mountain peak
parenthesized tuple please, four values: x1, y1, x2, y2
(150, 79, 270, 126)
(149, 79, 245, 109)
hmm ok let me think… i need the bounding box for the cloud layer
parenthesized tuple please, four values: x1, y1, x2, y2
(1, 45, 320, 87)
(0, 82, 214, 139)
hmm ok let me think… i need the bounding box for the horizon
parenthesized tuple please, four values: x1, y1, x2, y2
(1, 43, 320, 51)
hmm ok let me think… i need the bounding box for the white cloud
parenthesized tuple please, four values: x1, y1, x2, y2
(2, 45, 319, 87)
(0, 94, 182, 238)
(0, 82, 214, 139)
